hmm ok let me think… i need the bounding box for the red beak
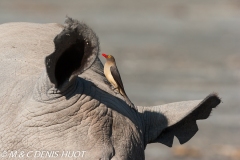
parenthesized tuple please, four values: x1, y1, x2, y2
(102, 53, 108, 58)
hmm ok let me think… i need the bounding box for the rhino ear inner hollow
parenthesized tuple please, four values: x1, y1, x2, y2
(55, 40, 85, 87)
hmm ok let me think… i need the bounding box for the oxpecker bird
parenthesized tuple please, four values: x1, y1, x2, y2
(102, 53, 136, 110)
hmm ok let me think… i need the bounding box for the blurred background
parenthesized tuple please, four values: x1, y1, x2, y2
(0, 0, 239, 159)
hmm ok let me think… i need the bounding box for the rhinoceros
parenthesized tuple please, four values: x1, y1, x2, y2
(0, 17, 220, 160)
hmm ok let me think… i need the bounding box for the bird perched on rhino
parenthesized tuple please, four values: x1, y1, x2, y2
(102, 53, 136, 110)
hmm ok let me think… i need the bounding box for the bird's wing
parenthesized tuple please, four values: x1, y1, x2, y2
(110, 66, 125, 93)
(110, 65, 136, 110)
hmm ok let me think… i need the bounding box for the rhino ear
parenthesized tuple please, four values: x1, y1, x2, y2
(152, 94, 221, 147)
(45, 17, 99, 88)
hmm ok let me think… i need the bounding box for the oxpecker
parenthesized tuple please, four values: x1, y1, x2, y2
(102, 53, 136, 110)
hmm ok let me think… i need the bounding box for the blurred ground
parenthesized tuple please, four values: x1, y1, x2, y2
(0, 0, 240, 159)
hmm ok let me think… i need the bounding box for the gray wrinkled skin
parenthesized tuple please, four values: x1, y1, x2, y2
(0, 18, 220, 160)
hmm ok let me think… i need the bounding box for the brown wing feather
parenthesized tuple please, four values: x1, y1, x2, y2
(110, 66, 126, 94)
(110, 66, 136, 110)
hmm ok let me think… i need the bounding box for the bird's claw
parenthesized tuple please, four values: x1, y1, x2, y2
(111, 86, 119, 94)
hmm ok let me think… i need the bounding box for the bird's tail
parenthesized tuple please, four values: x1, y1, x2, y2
(122, 94, 137, 110)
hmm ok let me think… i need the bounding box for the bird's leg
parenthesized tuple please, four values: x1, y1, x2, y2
(111, 86, 119, 94)
(113, 88, 119, 94)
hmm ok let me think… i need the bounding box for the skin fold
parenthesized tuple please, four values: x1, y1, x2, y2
(0, 18, 220, 160)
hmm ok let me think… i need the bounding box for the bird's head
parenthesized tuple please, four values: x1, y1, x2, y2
(102, 53, 115, 62)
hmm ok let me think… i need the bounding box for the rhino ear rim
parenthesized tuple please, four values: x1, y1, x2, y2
(152, 94, 221, 147)
(45, 17, 99, 88)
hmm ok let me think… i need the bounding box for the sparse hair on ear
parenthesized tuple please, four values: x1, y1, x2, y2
(45, 17, 100, 88)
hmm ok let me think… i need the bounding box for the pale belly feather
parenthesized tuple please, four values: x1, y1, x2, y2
(104, 64, 118, 88)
